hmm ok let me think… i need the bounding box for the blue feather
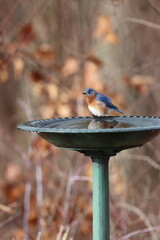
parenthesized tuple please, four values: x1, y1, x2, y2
(96, 93, 111, 102)
(96, 93, 124, 114)
(112, 108, 124, 114)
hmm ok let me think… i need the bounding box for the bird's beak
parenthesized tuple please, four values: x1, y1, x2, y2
(82, 91, 87, 95)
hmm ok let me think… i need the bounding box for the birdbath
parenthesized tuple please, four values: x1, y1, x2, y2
(17, 116, 160, 240)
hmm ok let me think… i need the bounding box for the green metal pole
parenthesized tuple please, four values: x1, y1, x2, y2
(91, 156, 110, 240)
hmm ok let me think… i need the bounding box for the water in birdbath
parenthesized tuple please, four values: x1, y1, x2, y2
(33, 117, 136, 130)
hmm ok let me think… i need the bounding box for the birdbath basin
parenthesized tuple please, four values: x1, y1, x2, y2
(17, 116, 160, 240)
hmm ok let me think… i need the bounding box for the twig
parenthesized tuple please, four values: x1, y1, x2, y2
(124, 153, 160, 171)
(18, 99, 34, 121)
(147, 142, 160, 162)
(70, 176, 92, 183)
(56, 226, 64, 240)
(147, 0, 160, 17)
(23, 181, 32, 240)
(36, 159, 43, 234)
(0, 212, 21, 228)
(62, 226, 70, 240)
(118, 202, 159, 240)
(0, 0, 21, 32)
(9, 0, 49, 41)
(0, 203, 14, 214)
(123, 17, 160, 31)
(56, 225, 70, 240)
(36, 231, 42, 240)
(119, 225, 160, 240)
(62, 172, 73, 221)
(62, 174, 92, 221)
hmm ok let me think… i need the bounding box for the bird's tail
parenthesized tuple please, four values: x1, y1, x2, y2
(113, 108, 124, 114)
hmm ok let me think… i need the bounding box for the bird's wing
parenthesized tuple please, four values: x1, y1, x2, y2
(96, 93, 124, 114)
(96, 93, 111, 102)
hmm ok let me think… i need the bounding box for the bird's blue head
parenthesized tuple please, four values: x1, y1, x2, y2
(83, 88, 97, 96)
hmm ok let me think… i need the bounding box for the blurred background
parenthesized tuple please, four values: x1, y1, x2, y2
(0, 0, 160, 239)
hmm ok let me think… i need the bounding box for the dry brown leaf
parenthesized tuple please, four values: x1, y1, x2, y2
(94, 16, 111, 38)
(31, 83, 41, 97)
(59, 91, 70, 103)
(80, 218, 92, 236)
(131, 75, 155, 86)
(57, 103, 71, 117)
(34, 44, 56, 65)
(14, 229, 25, 239)
(46, 83, 58, 101)
(13, 56, 25, 78)
(126, 75, 155, 94)
(86, 55, 103, 68)
(84, 162, 92, 178)
(29, 203, 38, 224)
(5, 163, 22, 183)
(103, 32, 120, 44)
(7, 43, 17, 55)
(61, 57, 79, 77)
(31, 138, 53, 157)
(5, 183, 24, 203)
(31, 70, 44, 82)
(19, 23, 35, 44)
(40, 104, 55, 118)
(84, 62, 104, 92)
(94, 15, 119, 45)
(0, 66, 9, 83)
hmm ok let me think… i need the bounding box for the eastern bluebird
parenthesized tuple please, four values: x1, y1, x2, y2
(83, 88, 124, 116)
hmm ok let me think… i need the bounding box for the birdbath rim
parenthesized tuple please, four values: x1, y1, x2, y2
(17, 116, 160, 133)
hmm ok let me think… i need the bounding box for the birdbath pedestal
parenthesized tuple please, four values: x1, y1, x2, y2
(17, 116, 160, 240)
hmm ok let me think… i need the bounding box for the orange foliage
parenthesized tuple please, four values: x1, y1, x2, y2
(19, 23, 36, 44)
(34, 44, 56, 65)
(61, 57, 79, 77)
(94, 15, 120, 44)
(125, 75, 155, 94)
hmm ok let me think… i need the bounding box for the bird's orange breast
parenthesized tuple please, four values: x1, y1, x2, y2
(88, 99, 109, 116)
(86, 95, 96, 104)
